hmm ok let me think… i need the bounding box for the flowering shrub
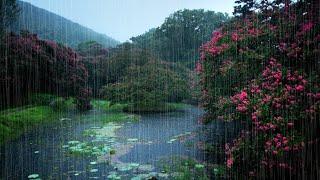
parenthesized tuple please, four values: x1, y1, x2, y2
(226, 58, 319, 176)
(0, 32, 90, 110)
(197, 0, 320, 178)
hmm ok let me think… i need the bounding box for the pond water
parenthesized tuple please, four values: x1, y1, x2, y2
(0, 106, 238, 179)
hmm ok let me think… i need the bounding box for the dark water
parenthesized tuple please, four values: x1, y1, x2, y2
(0, 106, 237, 179)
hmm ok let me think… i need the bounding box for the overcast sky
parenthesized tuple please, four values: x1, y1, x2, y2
(22, 0, 235, 42)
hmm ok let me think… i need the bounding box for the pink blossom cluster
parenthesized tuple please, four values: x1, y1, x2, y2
(265, 133, 290, 155)
(231, 32, 242, 42)
(231, 90, 249, 113)
(226, 58, 319, 170)
(300, 22, 314, 34)
(261, 58, 282, 91)
(225, 131, 248, 168)
(195, 62, 203, 73)
(200, 31, 229, 59)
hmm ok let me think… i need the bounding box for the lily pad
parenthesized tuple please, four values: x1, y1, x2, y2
(195, 164, 205, 169)
(115, 163, 133, 171)
(28, 174, 40, 179)
(129, 163, 140, 168)
(131, 173, 151, 180)
(127, 138, 138, 142)
(167, 138, 177, 143)
(107, 172, 121, 179)
(158, 172, 169, 178)
(68, 140, 80, 145)
(138, 164, 154, 172)
(90, 169, 98, 173)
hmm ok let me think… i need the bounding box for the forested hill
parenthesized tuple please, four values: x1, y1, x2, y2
(8, 1, 119, 48)
(131, 9, 229, 67)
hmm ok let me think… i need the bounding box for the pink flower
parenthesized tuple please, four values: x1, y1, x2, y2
(283, 146, 290, 151)
(276, 142, 282, 148)
(295, 85, 304, 92)
(195, 62, 202, 73)
(239, 91, 248, 100)
(265, 141, 272, 147)
(287, 122, 294, 128)
(301, 22, 314, 32)
(227, 157, 234, 168)
(272, 150, 278, 155)
(236, 104, 248, 113)
(231, 32, 241, 42)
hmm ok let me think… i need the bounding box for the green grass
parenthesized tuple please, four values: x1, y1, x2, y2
(91, 99, 189, 113)
(0, 106, 59, 144)
(91, 100, 111, 110)
(126, 103, 190, 113)
(100, 113, 140, 123)
(91, 100, 128, 112)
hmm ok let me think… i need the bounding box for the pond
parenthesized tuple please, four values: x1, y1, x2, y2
(0, 106, 238, 179)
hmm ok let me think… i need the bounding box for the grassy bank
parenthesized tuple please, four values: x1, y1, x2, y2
(0, 93, 76, 144)
(91, 99, 190, 113)
(0, 106, 60, 144)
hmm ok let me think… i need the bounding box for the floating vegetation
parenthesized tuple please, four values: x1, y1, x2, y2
(127, 138, 138, 142)
(107, 171, 121, 179)
(195, 164, 205, 169)
(65, 141, 109, 157)
(89, 169, 98, 173)
(158, 172, 169, 178)
(115, 163, 134, 172)
(137, 164, 155, 172)
(131, 173, 153, 180)
(93, 122, 123, 138)
(167, 138, 177, 143)
(60, 118, 71, 121)
(28, 174, 40, 179)
(82, 129, 97, 137)
(158, 156, 209, 180)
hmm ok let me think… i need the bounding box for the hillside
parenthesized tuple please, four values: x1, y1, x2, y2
(8, 1, 119, 48)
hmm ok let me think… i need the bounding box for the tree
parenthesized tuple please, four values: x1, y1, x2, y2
(0, 32, 90, 110)
(0, 0, 19, 35)
(131, 9, 229, 65)
(100, 60, 189, 112)
(233, 0, 257, 17)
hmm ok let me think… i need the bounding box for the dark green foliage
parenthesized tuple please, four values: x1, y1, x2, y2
(0, 32, 89, 110)
(28, 93, 59, 106)
(8, 1, 119, 48)
(77, 41, 110, 97)
(233, 0, 257, 17)
(100, 60, 190, 112)
(0, 0, 20, 35)
(131, 9, 229, 66)
(103, 43, 152, 84)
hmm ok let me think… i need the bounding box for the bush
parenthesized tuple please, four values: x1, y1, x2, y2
(49, 97, 75, 112)
(28, 93, 58, 105)
(197, 1, 320, 178)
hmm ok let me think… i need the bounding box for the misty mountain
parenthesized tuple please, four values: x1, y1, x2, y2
(8, 1, 119, 48)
